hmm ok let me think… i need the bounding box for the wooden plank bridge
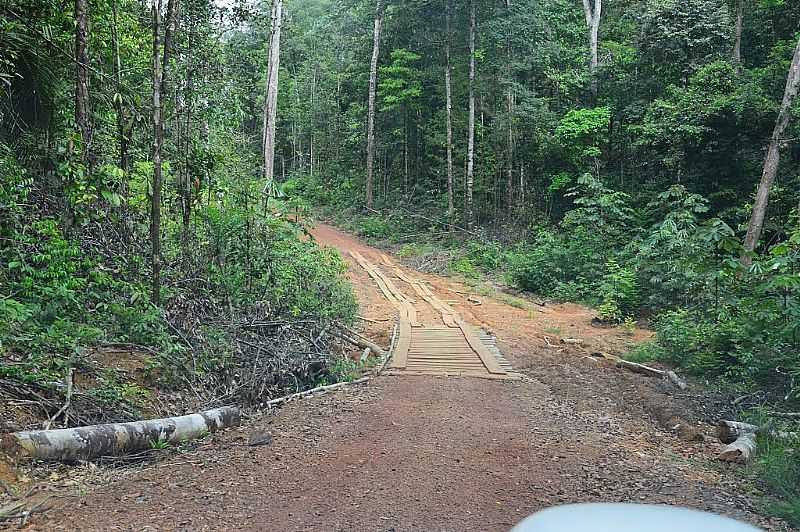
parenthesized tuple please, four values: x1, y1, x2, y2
(350, 251, 517, 380)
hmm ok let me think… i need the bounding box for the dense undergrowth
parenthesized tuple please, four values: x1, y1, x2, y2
(1, 145, 357, 428)
(287, 170, 800, 525)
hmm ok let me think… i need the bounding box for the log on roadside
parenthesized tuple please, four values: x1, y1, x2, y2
(331, 328, 386, 357)
(593, 352, 687, 389)
(717, 419, 797, 447)
(0, 406, 240, 462)
(266, 377, 370, 408)
(718, 432, 757, 464)
(717, 420, 760, 444)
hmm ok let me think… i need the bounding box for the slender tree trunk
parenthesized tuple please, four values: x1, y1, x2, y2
(111, 0, 128, 176)
(262, 0, 283, 193)
(465, 0, 476, 228)
(581, 0, 601, 102)
(182, 36, 194, 248)
(403, 111, 409, 195)
(445, 0, 454, 223)
(741, 34, 800, 267)
(505, 0, 514, 211)
(310, 65, 316, 178)
(150, 0, 164, 305)
(506, 86, 514, 210)
(150, 0, 178, 305)
(365, 0, 384, 209)
(75, 0, 90, 162)
(733, 0, 744, 65)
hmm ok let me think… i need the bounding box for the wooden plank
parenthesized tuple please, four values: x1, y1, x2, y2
(408, 354, 483, 360)
(386, 370, 520, 381)
(457, 320, 506, 375)
(402, 301, 420, 327)
(391, 314, 411, 369)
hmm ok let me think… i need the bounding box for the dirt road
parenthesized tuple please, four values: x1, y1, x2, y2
(34, 223, 790, 531)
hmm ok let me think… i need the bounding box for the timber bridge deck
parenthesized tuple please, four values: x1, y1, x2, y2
(350, 251, 517, 380)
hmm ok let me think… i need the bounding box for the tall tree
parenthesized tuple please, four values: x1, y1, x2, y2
(444, 0, 454, 223)
(741, 34, 800, 266)
(111, 0, 128, 175)
(150, 0, 178, 304)
(581, 0, 601, 100)
(504, 0, 514, 211)
(365, 0, 384, 209)
(262, 0, 283, 188)
(733, 0, 744, 64)
(74, 0, 91, 161)
(465, 0, 476, 228)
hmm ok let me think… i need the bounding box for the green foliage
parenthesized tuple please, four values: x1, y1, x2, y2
(357, 215, 393, 239)
(756, 435, 800, 527)
(597, 260, 639, 323)
(378, 49, 423, 111)
(555, 107, 611, 163)
(638, 0, 733, 88)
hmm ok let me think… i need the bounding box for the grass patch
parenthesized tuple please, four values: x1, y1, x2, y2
(753, 434, 800, 527)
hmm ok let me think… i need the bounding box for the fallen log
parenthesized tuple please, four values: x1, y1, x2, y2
(266, 377, 370, 408)
(356, 315, 390, 323)
(717, 420, 798, 444)
(719, 432, 757, 463)
(332, 326, 386, 357)
(0, 407, 240, 462)
(717, 420, 759, 444)
(593, 352, 687, 389)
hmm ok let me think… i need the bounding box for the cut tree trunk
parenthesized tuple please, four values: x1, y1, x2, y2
(1, 407, 240, 462)
(717, 420, 759, 444)
(719, 432, 757, 463)
(741, 33, 800, 267)
(717, 419, 797, 444)
(365, 0, 384, 209)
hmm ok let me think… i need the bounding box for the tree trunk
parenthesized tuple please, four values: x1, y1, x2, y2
(465, 0, 476, 228)
(505, 80, 513, 210)
(150, 0, 178, 305)
(74, 0, 90, 162)
(182, 39, 194, 248)
(261, 0, 283, 192)
(365, 0, 384, 209)
(1, 407, 240, 462)
(445, 0, 454, 224)
(733, 0, 744, 65)
(719, 432, 757, 463)
(150, 0, 164, 305)
(111, 0, 128, 176)
(581, 0, 601, 101)
(741, 34, 800, 267)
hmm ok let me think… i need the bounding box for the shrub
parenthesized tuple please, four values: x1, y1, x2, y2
(357, 216, 393, 239)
